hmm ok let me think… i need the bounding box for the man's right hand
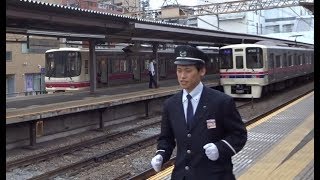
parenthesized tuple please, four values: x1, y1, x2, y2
(151, 154, 163, 172)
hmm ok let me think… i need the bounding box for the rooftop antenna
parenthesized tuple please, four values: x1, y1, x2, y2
(289, 34, 304, 46)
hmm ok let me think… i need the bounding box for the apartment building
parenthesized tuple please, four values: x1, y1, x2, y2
(6, 34, 59, 97)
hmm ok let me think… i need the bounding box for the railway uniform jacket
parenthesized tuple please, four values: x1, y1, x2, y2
(156, 86, 247, 180)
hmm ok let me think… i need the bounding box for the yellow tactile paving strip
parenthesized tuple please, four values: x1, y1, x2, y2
(148, 165, 174, 180)
(238, 114, 314, 180)
(149, 92, 314, 180)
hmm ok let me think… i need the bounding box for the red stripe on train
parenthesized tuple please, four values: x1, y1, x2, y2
(45, 82, 90, 88)
(220, 71, 268, 74)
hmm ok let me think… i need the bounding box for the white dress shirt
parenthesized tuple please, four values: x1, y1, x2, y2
(148, 61, 155, 76)
(182, 82, 204, 123)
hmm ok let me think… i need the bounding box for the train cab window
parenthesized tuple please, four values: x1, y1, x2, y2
(236, 56, 243, 69)
(219, 48, 233, 69)
(45, 52, 55, 77)
(246, 47, 263, 69)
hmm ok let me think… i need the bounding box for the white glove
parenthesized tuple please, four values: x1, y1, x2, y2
(151, 154, 163, 172)
(203, 143, 219, 161)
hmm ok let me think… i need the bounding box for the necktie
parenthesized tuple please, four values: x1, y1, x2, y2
(186, 94, 194, 127)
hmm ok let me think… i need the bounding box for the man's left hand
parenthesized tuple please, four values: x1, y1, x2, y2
(203, 143, 219, 161)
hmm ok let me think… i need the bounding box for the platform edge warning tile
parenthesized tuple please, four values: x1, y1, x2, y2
(238, 113, 314, 180)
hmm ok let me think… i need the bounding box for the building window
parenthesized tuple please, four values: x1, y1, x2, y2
(265, 25, 280, 33)
(6, 75, 15, 97)
(25, 73, 43, 92)
(21, 43, 29, 53)
(283, 24, 294, 33)
(6, 51, 12, 61)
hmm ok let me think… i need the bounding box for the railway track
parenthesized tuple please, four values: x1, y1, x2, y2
(6, 118, 161, 171)
(7, 100, 251, 172)
(29, 135, 159, 180)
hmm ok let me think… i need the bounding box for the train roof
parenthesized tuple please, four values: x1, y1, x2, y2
(45, 47, 83, 53)
(45, 47, 175, 53)
(220, 44, 314, 51)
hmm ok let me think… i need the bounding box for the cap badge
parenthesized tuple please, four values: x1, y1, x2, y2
(179, 50, 187, 57)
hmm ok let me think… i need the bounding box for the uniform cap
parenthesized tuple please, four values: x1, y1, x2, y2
(174, 45, 208, 65)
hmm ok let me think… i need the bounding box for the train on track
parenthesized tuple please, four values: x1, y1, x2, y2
(219, 43, 314, 98)
(44, 43, 314, 99)
(44, 46, 220, 92)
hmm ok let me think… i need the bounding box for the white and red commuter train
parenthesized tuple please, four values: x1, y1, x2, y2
(219, 43, 314, 98)
(44, 46, 220, 93)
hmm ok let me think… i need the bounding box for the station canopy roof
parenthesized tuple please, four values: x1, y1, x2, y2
(7, 0, 314, 48)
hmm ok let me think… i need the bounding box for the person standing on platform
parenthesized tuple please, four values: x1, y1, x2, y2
(150, 45, 247, 180)
(148, 59, 158, 88)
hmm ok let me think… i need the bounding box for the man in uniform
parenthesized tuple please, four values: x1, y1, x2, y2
(150, 45, 247, 180)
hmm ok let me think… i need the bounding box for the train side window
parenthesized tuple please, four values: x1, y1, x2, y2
(111, 58, 120, 73)
(119, 59, 127, 72)
(282, 53, 287, 67)
(269, 53, 274, 69)
(235, 56, 243, 69)
(288, 55, 293, 66)
(85, 60, 88, 74)
(305, 55, 309, 64)
(144, 60, 149, 70)
(275, 55, 281, 68)
(302, 54, 305, 64)
(294, 54, 298, 65)
(299, 55, 303, 65)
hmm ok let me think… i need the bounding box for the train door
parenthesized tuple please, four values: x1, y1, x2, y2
(233, 49, 243, 72)
(132, 56, 141, 81)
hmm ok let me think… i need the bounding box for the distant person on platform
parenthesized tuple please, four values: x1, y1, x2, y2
(148, 59, 158, 88)
(150, 45, 247, 180)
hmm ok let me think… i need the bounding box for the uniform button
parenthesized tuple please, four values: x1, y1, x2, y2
(187, 150, 191, 154)
(185, 166, 189, 170)
(187, 133, 191, 137)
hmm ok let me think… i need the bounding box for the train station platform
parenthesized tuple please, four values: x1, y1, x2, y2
(6, 76, 220, 125)
(148, 92, 314, 180)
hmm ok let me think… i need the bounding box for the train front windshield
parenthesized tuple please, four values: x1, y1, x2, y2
(219, 48, 233, 69)
(45, 51, 82, 78)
